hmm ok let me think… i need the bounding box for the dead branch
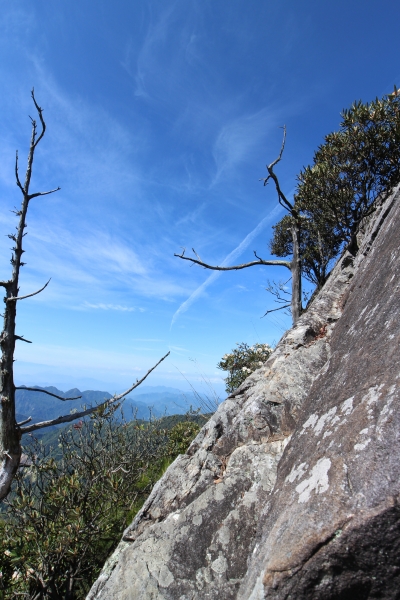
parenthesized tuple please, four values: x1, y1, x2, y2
(262, 303, 291, 318)
(260, 126, 295, 214)
(28, 187, 61, 200)
(265, 278, 292, 304)
(7, 278, 50, 302)
(31, 89, 46, 148)
(16, 417, 32, 427)
(15, 387, 82, 402)
(267, 125, 286, 171)
(175, 249, 291, 271)
(15, 151, 24, 194)
(28, 186, 61, 200)
(192, 248, 203, 262)
(20, 351, 170, 434)
(15, 335, 32, 344)
(174, 126, 304, 326)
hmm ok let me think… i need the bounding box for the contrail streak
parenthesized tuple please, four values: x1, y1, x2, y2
(171, 204, 283, 328)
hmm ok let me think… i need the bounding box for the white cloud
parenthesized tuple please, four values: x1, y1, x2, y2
(170, 203, 283, 327)
(81, 302, 142, 312)
(211, 107, 283, 187)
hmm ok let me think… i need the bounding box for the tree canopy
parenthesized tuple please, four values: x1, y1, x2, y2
(270, 87, 400, 293)
(296, 87, 400, 255)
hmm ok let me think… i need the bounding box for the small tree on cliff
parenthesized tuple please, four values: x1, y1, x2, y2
(0, 92, 169, 502)
(296, 87, 400, 255)
(175, 127, 304, 325)
(269, 211, 342, 291)
(217, 342, 273, 394)
(176, 89, 400, 323)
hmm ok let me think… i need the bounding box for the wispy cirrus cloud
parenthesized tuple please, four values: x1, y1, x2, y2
(80, 302, 144, 312)
(211, 107, 283, 187)
(170, 203, 283, 327)
(124, 1, 181, 99)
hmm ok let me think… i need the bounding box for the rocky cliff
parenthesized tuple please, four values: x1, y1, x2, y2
(88, 184, 400, 600)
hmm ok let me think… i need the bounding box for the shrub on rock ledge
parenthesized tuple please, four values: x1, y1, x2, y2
(217, 342, 273, 394)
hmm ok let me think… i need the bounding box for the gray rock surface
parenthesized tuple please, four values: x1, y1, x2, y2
(88, 185, 400, 600)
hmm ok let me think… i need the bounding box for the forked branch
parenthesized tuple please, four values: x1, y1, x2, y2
(20, 351, 170, 434)
(174, 126, 302, 329)
(31, 88, 46, 148)
(175, 249, 291, 271)
(261, 126, 295, 214)
(265, 278, 292, 304)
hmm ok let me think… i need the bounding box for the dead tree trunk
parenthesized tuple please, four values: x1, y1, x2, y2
(175, 126, 303, 327)
(290, 222, 302, 324)
(0, 92, 169, 501)
(0, 93, 50, 500)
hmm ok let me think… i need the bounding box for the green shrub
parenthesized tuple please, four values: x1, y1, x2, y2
(166, 421, 201, 457)
(217, 342, 273, 394)
(0, 405, 203, 600)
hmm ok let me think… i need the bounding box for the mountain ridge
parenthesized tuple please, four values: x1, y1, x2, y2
(16, 385, 217, 426)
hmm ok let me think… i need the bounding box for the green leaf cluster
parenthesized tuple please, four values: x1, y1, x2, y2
(298, 87, 400, 254)
(270, 87, 400, 288)
(270, 213, 341, 289)
(166, 421, 201, 457)
(217, 342, 273, 394)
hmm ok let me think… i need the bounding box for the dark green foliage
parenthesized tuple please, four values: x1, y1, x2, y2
(0, 408, 201, 599)
(217, 342, 273, 394)
(296, 88, 400, 254)
(269, 88, 400, 298)
(270, 213, 341, 289)
(166, 421, 201, 457)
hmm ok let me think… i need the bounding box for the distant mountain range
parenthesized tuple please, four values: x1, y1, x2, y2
(16, 385, 220, 426)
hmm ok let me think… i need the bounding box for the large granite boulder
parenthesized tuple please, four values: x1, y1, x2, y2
(88, 185, 400, 599)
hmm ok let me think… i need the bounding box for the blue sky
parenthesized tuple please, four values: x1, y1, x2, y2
(0, 0, 399, 396)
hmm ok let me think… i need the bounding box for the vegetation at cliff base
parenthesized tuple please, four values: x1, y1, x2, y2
(0, 409, 200, 600)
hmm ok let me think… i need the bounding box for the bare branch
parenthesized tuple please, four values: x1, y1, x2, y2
(7, 278, 50, 302)
(15, 387, 82, 402)
(16, 417, 32, 427)
(175, 251, 291, 271)
(0, 281, 9, 289)
(268, 124, 286, 171)
(28, 187, 61, 201)
(192, 248, 203, 262)
(261, 126, 294, 214)
(265, 278, 292, 304)
(15, 335, 32, 344)
(15, 151, 24, 193)
(262, 303, 291, 318)
(31, 89, 46, 148)
(20, 351, 170, 434)
(112, 350, 170, 401)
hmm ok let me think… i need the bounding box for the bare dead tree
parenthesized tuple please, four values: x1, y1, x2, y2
(175, 127, 302, 324)
(261, 126, 302, 323)
(0, 91, 169, 502)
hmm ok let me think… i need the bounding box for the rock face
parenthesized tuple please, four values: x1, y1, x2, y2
(88, 185, 400, 600)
